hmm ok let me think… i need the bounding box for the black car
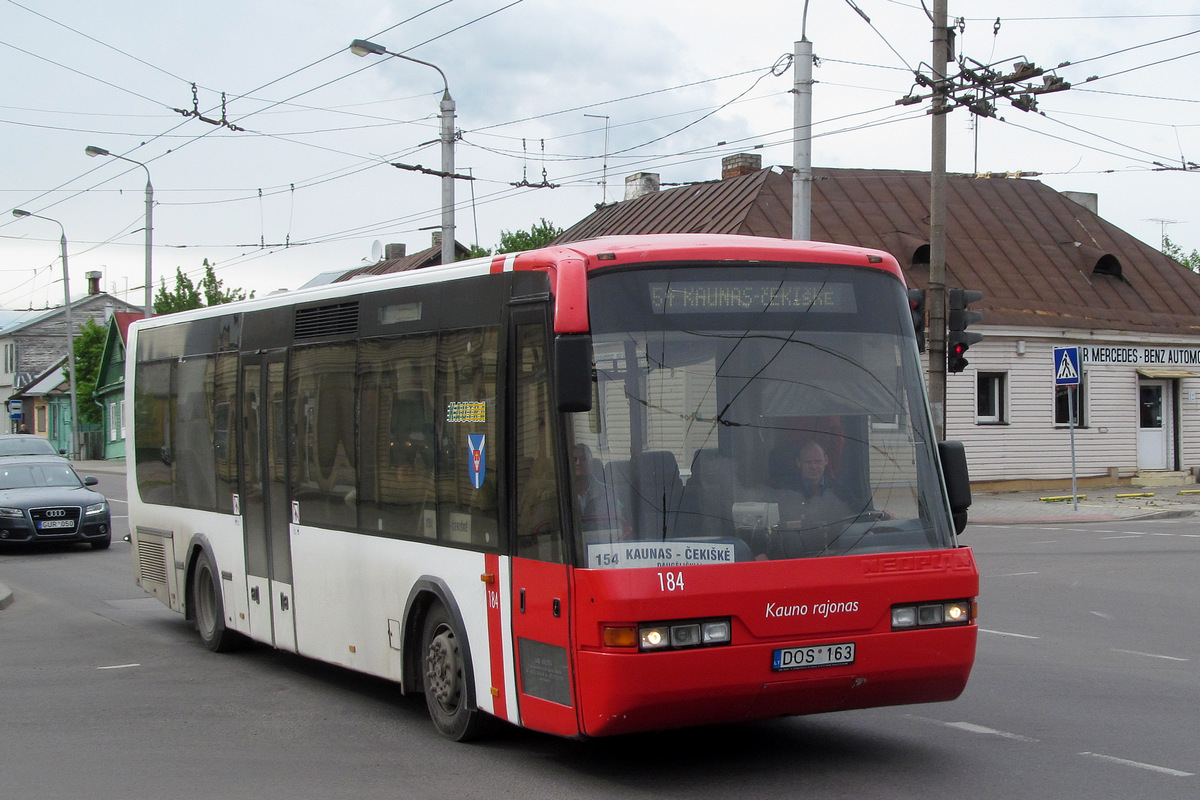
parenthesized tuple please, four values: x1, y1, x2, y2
(0, 434, 66, 458)
(0, 457, 111, 549)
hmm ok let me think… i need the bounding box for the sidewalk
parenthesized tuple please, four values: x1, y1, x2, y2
(970, 481, 1200, 525)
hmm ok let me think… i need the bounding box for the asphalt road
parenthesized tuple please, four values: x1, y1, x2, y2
(1, 479, 1197, 799)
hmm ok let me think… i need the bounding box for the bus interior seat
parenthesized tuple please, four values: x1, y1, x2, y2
(631, 450, 684, 539)
(678, 449, 736, 538)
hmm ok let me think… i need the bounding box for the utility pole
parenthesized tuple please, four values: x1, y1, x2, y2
(928, 0, 950, 441)
(895, 5, 1070, 440)
(792, 3, 814, 241)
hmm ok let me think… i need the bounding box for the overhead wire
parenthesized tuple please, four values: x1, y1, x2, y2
(6, 1, 1199, 300)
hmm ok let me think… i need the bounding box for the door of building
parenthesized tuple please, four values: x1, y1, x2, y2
(1136, 379, 1171, 470)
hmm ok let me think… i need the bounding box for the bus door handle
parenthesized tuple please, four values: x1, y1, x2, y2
(553, 598, 561, 617)
(250, 586, 260, 604)
(280, 593, 289, 611)
(520, 588, 526, 614)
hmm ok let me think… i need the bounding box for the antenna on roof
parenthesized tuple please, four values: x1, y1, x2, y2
(1144, 218, 1182, 249)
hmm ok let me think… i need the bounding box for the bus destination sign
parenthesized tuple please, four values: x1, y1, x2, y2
(649, 281, 856, 314)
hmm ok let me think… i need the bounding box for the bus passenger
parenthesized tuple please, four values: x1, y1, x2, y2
(573, 443, 613, 520)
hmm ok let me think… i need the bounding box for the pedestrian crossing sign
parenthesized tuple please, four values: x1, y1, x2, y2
(1054, 346, 1081, 386)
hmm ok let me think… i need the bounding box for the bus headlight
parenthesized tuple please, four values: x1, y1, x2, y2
(639, 626, 671, 650)
(892, 599, 973, 630)
(635, 618, 731, 651)
(701, 620, 731, 644)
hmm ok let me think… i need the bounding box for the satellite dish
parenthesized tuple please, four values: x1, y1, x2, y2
(370, 240, 383, 263)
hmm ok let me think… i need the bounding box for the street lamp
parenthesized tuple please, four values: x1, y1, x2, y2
(11, 209, 80, 460)
(85, 145, 153, 317)
(349, 38, 456, 267)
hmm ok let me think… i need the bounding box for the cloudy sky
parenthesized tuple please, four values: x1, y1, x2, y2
(1, 0, 1198, 309)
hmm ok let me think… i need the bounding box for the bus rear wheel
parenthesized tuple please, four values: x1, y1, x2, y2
(421, 603, 489, 741)
(192, 550, 242, 653)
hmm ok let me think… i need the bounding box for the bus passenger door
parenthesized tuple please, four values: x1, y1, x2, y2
(507, 312, 579, 736)
(240, 350, 296, 651)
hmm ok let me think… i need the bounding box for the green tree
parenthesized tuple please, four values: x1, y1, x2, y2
(69, 318, 108, 425)
(200, 258, 249, 305)
(154, 260, 252, 314)
(1163, 235, 1200, 273)
(497, 218, 562, 254)
(154, 267, 202, 314)
(459, 219, 562, 260)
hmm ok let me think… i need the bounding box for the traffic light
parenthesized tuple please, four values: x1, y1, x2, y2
(947, 288, 983, 373)
(907, 288, 926, 352)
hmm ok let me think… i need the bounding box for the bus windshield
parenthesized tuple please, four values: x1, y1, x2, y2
(569, 263, 953, 569)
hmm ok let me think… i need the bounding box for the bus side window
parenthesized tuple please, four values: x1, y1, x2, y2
(437, 327, 500, 551)
(357, 335, 438, 539)
(290, 343, 358, 530)
(514, 322, 563, 563)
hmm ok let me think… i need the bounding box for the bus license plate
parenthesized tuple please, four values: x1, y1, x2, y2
(38, 520, 73, 529)
(772, 642, 855, 671)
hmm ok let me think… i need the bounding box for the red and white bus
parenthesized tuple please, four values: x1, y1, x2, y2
(127, 233, 978, 740)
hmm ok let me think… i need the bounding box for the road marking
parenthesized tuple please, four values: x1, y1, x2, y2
(1112, 648, 1189, 662)
(992, 571, 1039, 577)
(1080, 752, 1193, 777)
(980, 628, 1040, 639)
(1090, 611, 1113, 620)
(96, 663, 141, 670)
(946, 722, 1039, 742)
(1101, 535, 1141, 540)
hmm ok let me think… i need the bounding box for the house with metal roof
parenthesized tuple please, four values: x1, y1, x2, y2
(93, 312, 141, 460)
(330, 234, 471, 284)
(0, 271, 140, 447)
(554, 154, 1200, 488)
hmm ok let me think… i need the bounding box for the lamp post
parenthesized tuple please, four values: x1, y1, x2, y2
(85, 146, 153, 317)
(349, 38, 456, 267)
(11, 209, 79, 460)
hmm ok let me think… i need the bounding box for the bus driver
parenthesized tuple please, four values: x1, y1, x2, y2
(778, 439, 852, 530)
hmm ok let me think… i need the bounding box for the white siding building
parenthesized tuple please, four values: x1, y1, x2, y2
(556, 157, 1200, 488)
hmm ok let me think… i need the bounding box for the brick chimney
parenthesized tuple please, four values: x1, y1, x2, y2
(721, 153, 762, 180)
(431, 230, 442, 250)
(86, 270, 102, 295)
(384, 243, 407, 260)
(624, 172, 660, 201)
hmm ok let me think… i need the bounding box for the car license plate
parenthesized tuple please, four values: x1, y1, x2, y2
(38, 520, 74, 530)
(772, 642, 855, 671)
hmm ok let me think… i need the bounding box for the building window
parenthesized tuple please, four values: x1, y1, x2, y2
(976, 372, 1007, 424)
(36, 405, 46, 433)
(1054, 376, 1086, 427)
(119, 399, 126, 439)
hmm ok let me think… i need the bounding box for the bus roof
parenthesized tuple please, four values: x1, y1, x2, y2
(130, 234, 905, 337)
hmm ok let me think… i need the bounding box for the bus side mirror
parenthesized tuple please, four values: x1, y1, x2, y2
(938, 440, 972, 535)
(555, 333, 593, 413)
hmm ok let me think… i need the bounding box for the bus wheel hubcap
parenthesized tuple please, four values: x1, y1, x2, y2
(427, 629, 461, 708)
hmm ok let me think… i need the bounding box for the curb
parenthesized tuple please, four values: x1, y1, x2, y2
(970, 507, 1198, 526)
(0, 582, 12, 611)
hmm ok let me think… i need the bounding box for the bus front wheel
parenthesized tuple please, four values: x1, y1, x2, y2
(191, 550, 241, 653)
(421, 603, 489, 741)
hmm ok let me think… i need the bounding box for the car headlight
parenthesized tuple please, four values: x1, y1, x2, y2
(85, 501, 108, 516)
(0, 506, 24, 519)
